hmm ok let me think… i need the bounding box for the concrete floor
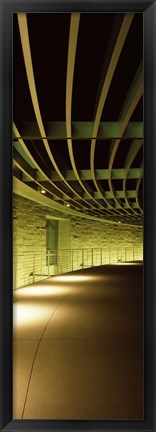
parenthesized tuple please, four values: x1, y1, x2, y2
(13, 264, 143, 420)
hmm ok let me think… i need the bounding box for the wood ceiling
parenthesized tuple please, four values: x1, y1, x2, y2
(13, 12, 143, 225)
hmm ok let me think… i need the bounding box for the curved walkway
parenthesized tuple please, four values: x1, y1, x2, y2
(13, 264, 143, 420)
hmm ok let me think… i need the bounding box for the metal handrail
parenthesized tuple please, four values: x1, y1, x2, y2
(13, 246, 143, 290)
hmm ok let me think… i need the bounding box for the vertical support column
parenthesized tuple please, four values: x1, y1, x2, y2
(100, 248, 102, 265)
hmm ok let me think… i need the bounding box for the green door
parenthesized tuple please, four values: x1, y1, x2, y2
(46, 220, 58, 264)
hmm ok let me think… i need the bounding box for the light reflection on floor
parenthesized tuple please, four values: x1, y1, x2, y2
(13, 265, 143, 420)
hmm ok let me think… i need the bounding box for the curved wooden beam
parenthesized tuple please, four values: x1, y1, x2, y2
(13, 123, 89, 211)
(14, 124, 118, 218)
(17, 13, 102, 213)
(90, 13, 134, 214)
(107, 62, 143, 214)
(15, 121, 143, 140)
(66, 13, 120, 217)
(123, 139, 143, 214)
(136, 162, 143, 213)
(108, 62, 143, 172)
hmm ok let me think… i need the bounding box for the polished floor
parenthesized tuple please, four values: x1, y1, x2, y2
(13, 264, 143, 420)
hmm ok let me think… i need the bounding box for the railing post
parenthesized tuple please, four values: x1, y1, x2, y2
(71, 249, 73, 271)
(82, 249, 84, 269)
(33, 251, 35, 283)
(48, 250, 50, 277)
(14, 254, 17, 290)
(117, 249, 119, 263)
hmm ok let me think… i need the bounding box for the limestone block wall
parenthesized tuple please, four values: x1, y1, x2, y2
(13, 193, 143, 289)
(13, 195, 45, 288)
(13, 194, 70, 288)
(70, 217, 143, 268)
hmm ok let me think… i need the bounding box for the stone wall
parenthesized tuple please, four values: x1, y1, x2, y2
(70, 216, 143, 268)
(70, 216, 143, 249)
(13, 194, 143, 288)
(13, 194, 70, 288)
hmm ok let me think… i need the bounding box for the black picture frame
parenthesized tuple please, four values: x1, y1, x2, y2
(0, 1, 155, 431)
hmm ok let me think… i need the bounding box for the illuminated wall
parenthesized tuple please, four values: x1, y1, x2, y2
(13, 194, 70, 288)
(70, 216, 143, 250)
(13, 194, 143, 288)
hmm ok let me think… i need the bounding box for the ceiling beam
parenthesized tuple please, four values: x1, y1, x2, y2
(90, 13, 134, 165)
(21, 168, 143, 182)
(13, 124, 88, 211)
(13, 177, 142, 227)
(65, 13, 116, 215)
(50, 168, 143, 181)
(136, 163, 143, 213)
(13, 121, 143, 140)
(107, 62, 143, 214)
(90, 13, 134, 215)
(108, 62, 143, 174)
(17, 13, 95, 213)
(123, 139, 143, 213)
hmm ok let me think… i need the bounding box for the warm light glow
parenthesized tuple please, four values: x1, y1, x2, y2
(14, 285, 69, 298)
(66, 203, 70, 207)
(53, 275, 94, 282)
(41, 189, 46, 194)
(13, 303, 50, 326)
(114, 262, 142, 265)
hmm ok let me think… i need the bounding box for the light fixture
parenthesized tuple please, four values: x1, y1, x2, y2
(41, 189, 46, 194)
(66, 203, 70, 207)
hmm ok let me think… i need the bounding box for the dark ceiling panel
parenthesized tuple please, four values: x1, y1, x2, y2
(27, 13, 71, 122)
(113, 139, 132, 168)
(72, 140, 91, 170)
(131, 146, 143, 168)
(13, 14, 36, 124)
(94, 140, 110, 169)
(131, 96, 143, 121)
(49, 140, 72, 170)
(72, 13, 117, 121)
